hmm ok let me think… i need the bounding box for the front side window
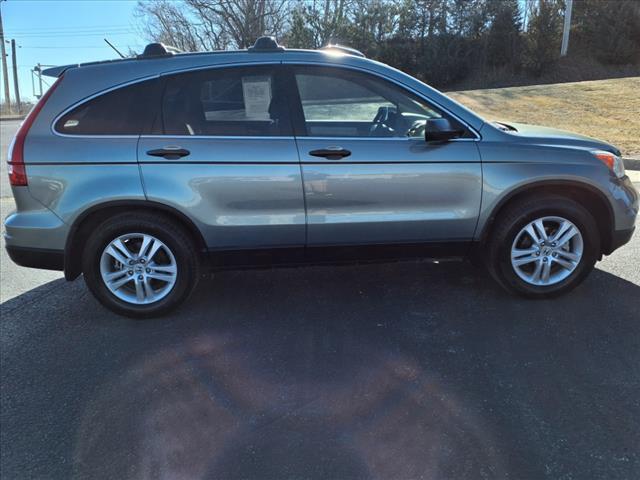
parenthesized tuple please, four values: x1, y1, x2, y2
(293, 66, 464, 138)
(55, 79, 159, 135)
(162, 66, 291, 136)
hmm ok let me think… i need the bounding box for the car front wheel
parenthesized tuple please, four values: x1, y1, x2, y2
(487, 195, 600, 298)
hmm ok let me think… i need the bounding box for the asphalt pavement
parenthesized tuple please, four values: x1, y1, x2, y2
(1, 119, 640, 479)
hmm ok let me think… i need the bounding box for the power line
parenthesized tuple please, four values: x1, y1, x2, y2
(5, 25, 135, 32)
(6, 25, 134, 31)
(5, 24, 134, 33)
(5, 31, 137, 38)
(6, 28, 134, 35)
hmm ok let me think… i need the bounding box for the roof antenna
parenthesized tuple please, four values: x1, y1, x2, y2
(104, 38, 125, 59)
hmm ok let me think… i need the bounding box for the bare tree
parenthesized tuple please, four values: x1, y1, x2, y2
(347, 0, 399, 48)
(136, 0, 289, 51)
(186, 0, 290, 48)
(135, 0, 227, 51)
(304, 0, 352, 47)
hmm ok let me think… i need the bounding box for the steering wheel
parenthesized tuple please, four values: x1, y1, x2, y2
(369, 106, 396, 137)
(407, 119, 427, 138)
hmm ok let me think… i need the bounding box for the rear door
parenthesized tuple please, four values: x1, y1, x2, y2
(138, 64, 305, 251)
(288, 65, 482, 248)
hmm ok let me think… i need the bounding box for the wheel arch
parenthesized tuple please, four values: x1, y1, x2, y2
(478, 180, 614, 256)
(64, 200, 207, 280)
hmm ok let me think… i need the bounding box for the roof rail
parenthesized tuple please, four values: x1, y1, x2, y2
(138, 42, 182, 58)
(42, 39, 369, 79)
(320, 44, 365, 58)
(248, 36, 285, 53)
(42, 42, 184, 77)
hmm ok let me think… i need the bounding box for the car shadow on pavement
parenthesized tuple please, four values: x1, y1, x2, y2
(1, 262, 639, 479)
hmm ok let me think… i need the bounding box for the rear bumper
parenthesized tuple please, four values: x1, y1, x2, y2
(3, 190, 68, 271)
(5, 245, 64, 271)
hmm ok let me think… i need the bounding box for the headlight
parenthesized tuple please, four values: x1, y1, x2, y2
(592, 150, 625, 178)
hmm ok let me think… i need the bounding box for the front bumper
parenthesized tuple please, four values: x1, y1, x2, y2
(603, 175, 638, 254)
(612, 175, 639, 230)
(6, 245, 64, 271)
(606, 226, 636, 255)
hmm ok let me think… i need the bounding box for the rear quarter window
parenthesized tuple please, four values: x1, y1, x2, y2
(54, 79, 159, 135)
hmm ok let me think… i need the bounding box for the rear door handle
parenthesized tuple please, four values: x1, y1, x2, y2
(309, 147, 351, 160)
(146, 146, 190, 160)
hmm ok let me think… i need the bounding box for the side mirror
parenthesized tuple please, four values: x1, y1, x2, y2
(425, 118, 464, 142)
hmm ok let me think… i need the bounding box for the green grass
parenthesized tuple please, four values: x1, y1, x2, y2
(449, 77, 640, 158)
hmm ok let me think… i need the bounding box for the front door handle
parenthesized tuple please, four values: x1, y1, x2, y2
(309, 147, 351, 160)
(146, 146, 190, 160)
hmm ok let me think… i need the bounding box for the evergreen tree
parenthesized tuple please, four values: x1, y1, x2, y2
(486, 0, 522, 67)
(572, 0, 640, 64)
(523, 0, 563, 75)
(285, 6, 315, 48)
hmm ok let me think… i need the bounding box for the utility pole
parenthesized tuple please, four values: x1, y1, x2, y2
(10, 38, 19, 113)
(561, 0, 573, 56)
(0, 5, 11, 110)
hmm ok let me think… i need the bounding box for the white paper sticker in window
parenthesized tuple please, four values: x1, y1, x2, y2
(242, 76, 272, 120)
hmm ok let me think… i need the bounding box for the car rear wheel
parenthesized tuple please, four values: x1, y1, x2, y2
(82, 212, 199, 318)
(487, 195, 600, 298)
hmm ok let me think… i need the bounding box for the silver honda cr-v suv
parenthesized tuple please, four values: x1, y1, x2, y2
(4, 37, 638, 317)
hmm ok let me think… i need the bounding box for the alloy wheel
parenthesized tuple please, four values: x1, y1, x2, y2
(99, 233, 178, 305)
(510, 216, 584, 286)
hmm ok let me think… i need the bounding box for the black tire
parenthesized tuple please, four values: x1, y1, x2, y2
(486, 195, 600, 298)
(82, 212, 200, 318)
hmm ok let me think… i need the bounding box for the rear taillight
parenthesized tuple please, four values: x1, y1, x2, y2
(7, 75, 63, 186)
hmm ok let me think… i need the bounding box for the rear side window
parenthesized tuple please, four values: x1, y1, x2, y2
(162, 66, 291, 136)
(55, 79, 159, 135)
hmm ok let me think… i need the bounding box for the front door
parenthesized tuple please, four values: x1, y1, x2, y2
(138, 64, 305, 251)
(287, 65, 482, 249)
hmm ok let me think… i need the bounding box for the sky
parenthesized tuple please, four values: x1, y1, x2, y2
(1, 0, 145, 102)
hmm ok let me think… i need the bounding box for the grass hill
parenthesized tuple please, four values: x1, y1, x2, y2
(449, 77, 640, 158)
